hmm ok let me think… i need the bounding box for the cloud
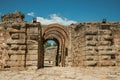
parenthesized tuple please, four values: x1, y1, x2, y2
(36, 14, 77, 25)
(27, 12, 34, 17)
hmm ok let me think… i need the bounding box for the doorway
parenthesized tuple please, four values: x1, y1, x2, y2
(43, 39, 59, 67)
(38, 24, 69, 68)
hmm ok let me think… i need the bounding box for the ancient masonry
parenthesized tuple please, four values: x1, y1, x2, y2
(0, 12, 120, 69)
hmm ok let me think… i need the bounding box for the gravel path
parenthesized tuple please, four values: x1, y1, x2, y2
(0, 67, 120, 80)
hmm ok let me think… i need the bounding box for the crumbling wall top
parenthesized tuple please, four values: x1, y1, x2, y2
(1, 11, 24, 22)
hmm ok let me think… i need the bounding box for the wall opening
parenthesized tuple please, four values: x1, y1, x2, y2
(43, 39, 59, 67)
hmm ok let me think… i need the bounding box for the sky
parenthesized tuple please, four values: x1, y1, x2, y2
(0, 0, 120, 44)
(0, 0, 120, 25)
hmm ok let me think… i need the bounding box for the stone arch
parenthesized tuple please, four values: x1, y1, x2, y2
(39, 24, 69, 67)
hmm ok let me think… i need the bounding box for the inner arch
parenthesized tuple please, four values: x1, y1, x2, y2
(43, 39, 59, 67)
(40, 24, 69, 67)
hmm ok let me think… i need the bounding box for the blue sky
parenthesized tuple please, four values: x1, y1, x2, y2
(0, 0, 120, 24)
(0, 0, 120, 44)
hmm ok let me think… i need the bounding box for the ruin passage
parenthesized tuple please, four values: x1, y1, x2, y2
(0, 11, 120, 70)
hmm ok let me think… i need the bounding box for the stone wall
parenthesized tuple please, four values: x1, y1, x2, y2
(0, 12, 120, 70)
(0, 12, 40, 70)
(68, 22, 120, 67)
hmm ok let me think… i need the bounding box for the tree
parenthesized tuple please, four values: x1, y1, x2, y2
(53, 42, 57, 46)
(44, 41, 51, 48)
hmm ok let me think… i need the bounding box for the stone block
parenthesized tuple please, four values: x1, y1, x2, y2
(102, 35, 113, 40)
(27, 40, 38, 45)
(20, 33, 26, 39)
(100, 61, 116, 66)
(0, 26, 4, 30)
(27, 27, 38, 34)
(28, 50, 37, 55)
(8, 50, 25, 55)
(0, 37, 4, 41)
(10, 55, 24, 61)
(85, 35, 98, 41)
(85, 30, 98, 35)
(85, 51, 98, 55)
(10, 55, 17, 61)
(28, 45, 38, 50)
(101, 55, 110, 60)
(99, 30, 112, 35)
(11, 45, 19, 50)
(99, 51, 115, 55)
(19, 45, 26, 50)
(86, 56, 98, 61)
(86, 41, 97, 46)
(98, 46, 113, 50)
(17, 55, 25, 61)
(116, 61, 120, 66)
(7, 61, 24, 67)
(29, 35, 38, 40)
(84, 61, 98, 66)
(11, 33, 20, 39)
(85, 36, 93, 40)
(116, 55, 120, 61)
(86, 46, 94, 51)
(26, 55, 37, 61)
(9, 29, 25, 33)
(8, 40, 25, 44)
(26, 61, 37, 66)
(99, 41, 111, 46)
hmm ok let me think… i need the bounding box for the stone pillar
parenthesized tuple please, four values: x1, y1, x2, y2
(38, 23, 44, 68)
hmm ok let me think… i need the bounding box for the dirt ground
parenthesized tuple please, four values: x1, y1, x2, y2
(0, 67, 120, 80)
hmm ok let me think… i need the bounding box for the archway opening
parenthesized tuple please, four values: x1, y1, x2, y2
(37, 24, 69, 68)
(43, 39, 59, 67)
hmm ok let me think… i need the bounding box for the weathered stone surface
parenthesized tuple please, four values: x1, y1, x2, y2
(8, 50, 25, 55)
(1, 11, 120, 69)
(85, 61, 98, 66)
(100, 61, 116, 66)
(27, 51, 37, 57)
(26, 61, 37, 66)
(1, 11, 24, 22)
(28, 45, 38, 50)
(7, 61, 24, 66)
(27, 40, 38, 45)
(1, 67, 120, 80)
(26, 55, 37, 61)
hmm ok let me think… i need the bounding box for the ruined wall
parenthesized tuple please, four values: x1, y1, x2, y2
(68, 22, 120, 67)
(0, 12, 40, 70)
(1, 12, 120, 70)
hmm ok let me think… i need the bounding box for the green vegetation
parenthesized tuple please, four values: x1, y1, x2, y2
(53, 42, 57, 46)
(44, 40, 57, 48)
(44, 41, 51, 48)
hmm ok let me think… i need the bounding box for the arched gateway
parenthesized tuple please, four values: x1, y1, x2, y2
(38, 24, 69, 68)
(1, 12, 120, 70)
